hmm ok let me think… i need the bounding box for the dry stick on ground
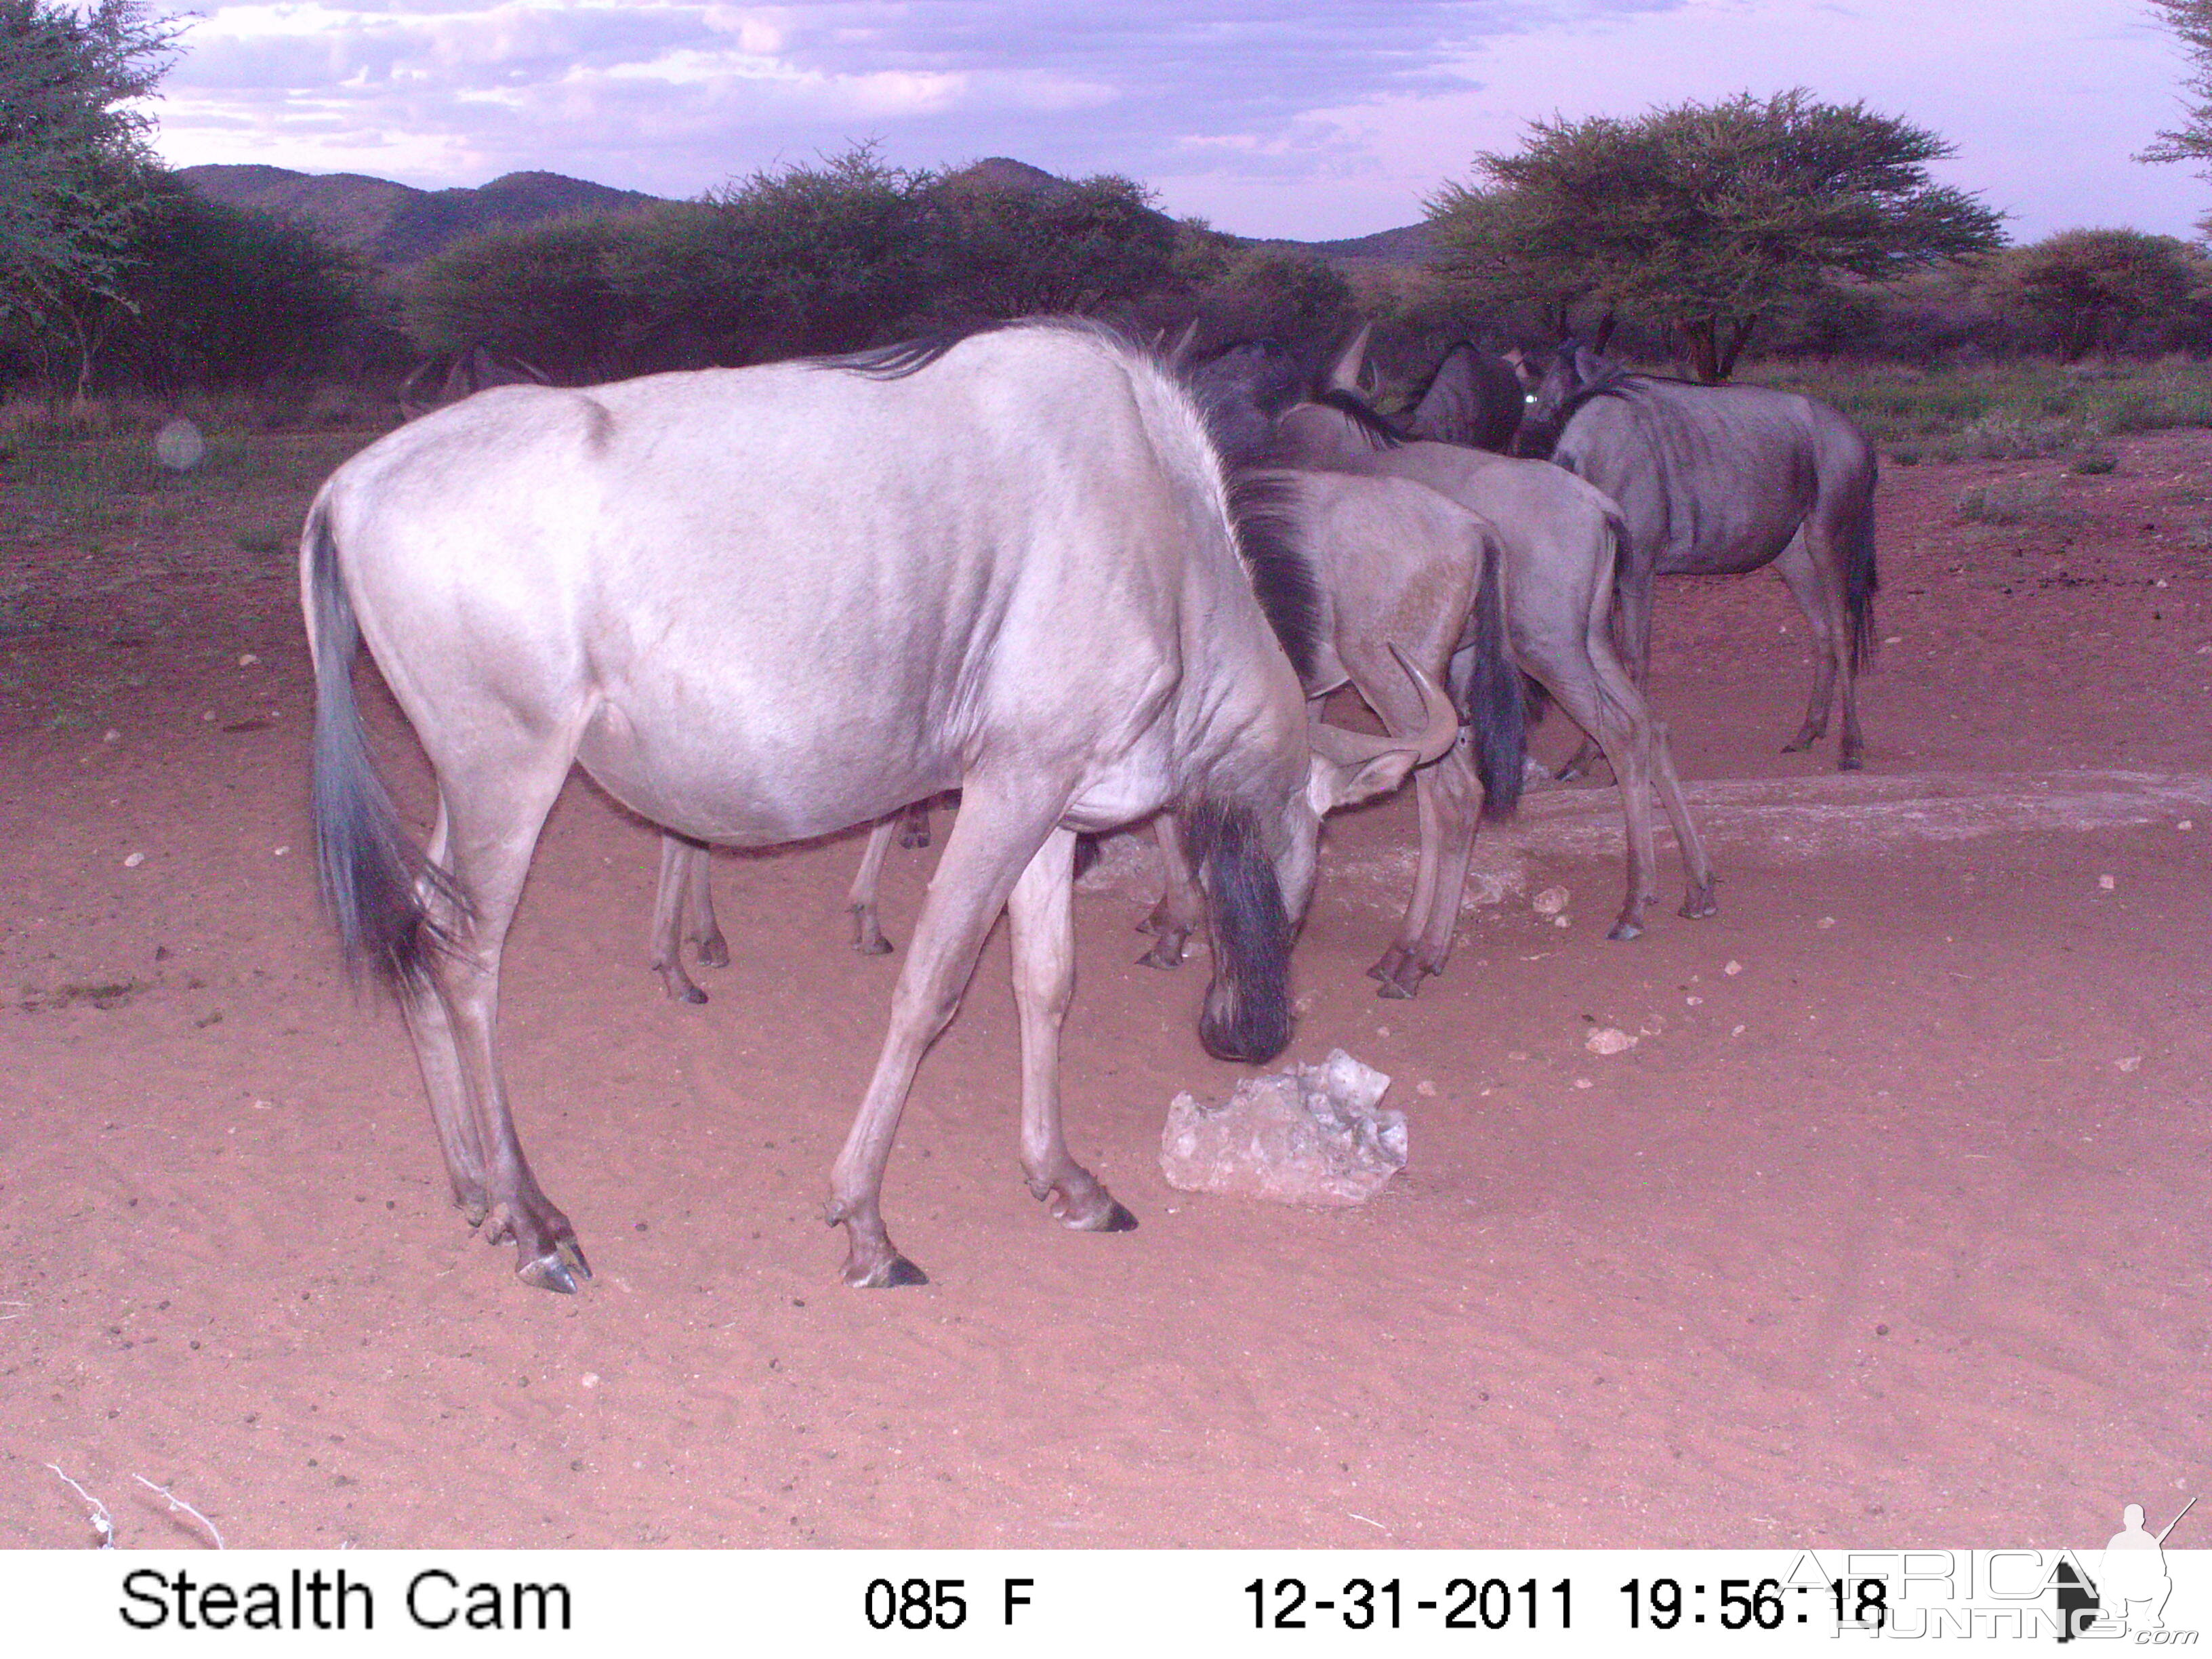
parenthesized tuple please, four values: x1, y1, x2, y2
(45, 1465, 114, 1549)
(133, 1475, 226, 1549)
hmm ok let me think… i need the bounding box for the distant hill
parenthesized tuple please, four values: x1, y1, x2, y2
(177, 158, 1437, 272)
(177, 165, 661, 265)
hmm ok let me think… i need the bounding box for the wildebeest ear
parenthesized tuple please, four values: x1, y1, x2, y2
(1306, 745, 1420, 815)
(1503, 347, 1540, 391)
(1574, 346, 1610, 386)
(1323, 322, 1373, 394)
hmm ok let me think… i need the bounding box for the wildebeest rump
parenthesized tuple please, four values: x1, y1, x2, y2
(305, 320, 1452, 1293)
(1515, 342, 1880, 771)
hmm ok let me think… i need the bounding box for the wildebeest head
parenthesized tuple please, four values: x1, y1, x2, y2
(1512, 341, 1621, 458)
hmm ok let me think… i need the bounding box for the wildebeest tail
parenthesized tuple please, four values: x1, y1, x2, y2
(1842, 474, 1880, 674)
(1454, 541, 1525, 822)
(1180, 796, 1294, 1064)
(304, 501, 468, 991)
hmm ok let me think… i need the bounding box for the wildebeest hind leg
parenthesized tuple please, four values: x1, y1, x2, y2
(827, 779, 1067, 1287)
(401, 800, 493, 1221)
(649, 836, 712, 1002)
(1010, 826, 1136, 1233)
(1774, 535, 1850, 762)
(1387, 735, 1486, 998)
(846, 816, 900, 954)
(420, 749, 592, 1292)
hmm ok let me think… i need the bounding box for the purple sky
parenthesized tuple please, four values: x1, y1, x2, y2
(150, 0, 2203, 243)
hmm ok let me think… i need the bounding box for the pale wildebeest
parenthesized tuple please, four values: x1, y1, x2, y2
(305, 319, 1454, 1292)
(827, 468, 1530, 998)
(396, 342, 551, 421)
(1514, 342, 1881, 771)
(1258, 333, 1717, 941)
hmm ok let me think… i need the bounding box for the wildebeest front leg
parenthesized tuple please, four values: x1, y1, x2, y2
(1010, 827, 1136, 1233)
(898, 800, 934, 848)
(649, 835, 724, 1002)
(846, 816, 900, 954)
(1136, 815, 1202, 968)
(827, 782, 1062, 1287)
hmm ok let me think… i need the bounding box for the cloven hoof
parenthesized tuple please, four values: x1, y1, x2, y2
(518, 1240, 592, 1294)
(847, 1254, 929, 1289)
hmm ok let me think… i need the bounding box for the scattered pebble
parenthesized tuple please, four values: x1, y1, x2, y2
(1731, 1024, 1746, 1037)
(1375, 1025, 1390, 1037)
(1883, 635, 1902, 644)
(1572, 1077, 1593, 1090)
(580, 1373, 600, 1389)
(102, 730, 119, 743)
(1507, 1050, 1529, 1062)
(1414, 1080, 1438, 1099)
(1686, 995, 1703, 1006)
(1816, 916, 1835, 929)
(123, 852, 145, 868)
(2097, 874, 2115, 891)
(1585, 1027, 1637, 1056)
(273, 846, 289, 857)
(238, 653, 259, 667)
(2117, 1056, 2142, 1073)
(1532, 886, 1570, 916)
(1552, 915, 1570, 929)
(2180, 821, 2194, 832)
(1724, 960, 1743, 977)
(201, 711, 216, 722)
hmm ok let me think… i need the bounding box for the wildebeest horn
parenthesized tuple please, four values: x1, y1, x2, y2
(1309, 644, 1457, 767)
(1164, 319, 1201, 367)
(1323, 322, 1373, 394)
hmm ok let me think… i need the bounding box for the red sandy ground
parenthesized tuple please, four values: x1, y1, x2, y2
(1, 428, 2206, 1551)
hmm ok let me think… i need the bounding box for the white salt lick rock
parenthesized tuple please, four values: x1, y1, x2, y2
(1160, 1049, 1407, 1207)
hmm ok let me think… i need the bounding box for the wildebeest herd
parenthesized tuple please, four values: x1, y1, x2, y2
(310, 318, 1877, 1293)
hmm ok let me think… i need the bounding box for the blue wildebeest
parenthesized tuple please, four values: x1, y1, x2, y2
(1259, 335, 1717, 943)
(1405, 338, 1527, 454)
(396, 343, 551, 422)
(1514, 342, 1881, 771)
(304, 320, 1456, 1292)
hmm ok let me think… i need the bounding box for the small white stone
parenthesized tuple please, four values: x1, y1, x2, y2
(1532, 885, 1570, 916)
(123, 851, 145, 868)
(580, 1372, 599, 1389)
(1553, 914, 1571, 928)
(1375, 1025, 1390, 1037)
(102, 729, 119, 743)
(201, 710, 216, 722)
(1572, 1077, 1593, 1089)
(2116, 1056, 2142, 1073)
(1883, 635, 1902, 644)
(1585, 1027, 1637, 1056)
(2097, 874, 2115, 891)
(239, 652, 259, 666)
(2179, 821, 2194, 832)
(1415, 1080, 1437, 1098)
(1687, 995, 1703, 1006)
(1816, 916, 1835, 929)
(1724, 959, 1744, 976)
(273, 845, 289, 857)
(1732, 1023, 1746, 1036)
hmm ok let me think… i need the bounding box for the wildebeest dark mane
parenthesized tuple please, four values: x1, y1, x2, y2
(815, 323, 1021, 380)
(1308, 387, 1406, 450)
(1223, 470, 1326, 686)
(1177, 794, 1295, 1063)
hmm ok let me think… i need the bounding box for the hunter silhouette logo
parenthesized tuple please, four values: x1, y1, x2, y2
(2055, 1496, 2196, 1642)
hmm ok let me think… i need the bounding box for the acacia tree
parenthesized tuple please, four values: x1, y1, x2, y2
(1429, 89, 2004, 380)
(2142, 0, 2212, 203)
(1983, 229, 2208, 361)
(0, 0, 180, 395)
